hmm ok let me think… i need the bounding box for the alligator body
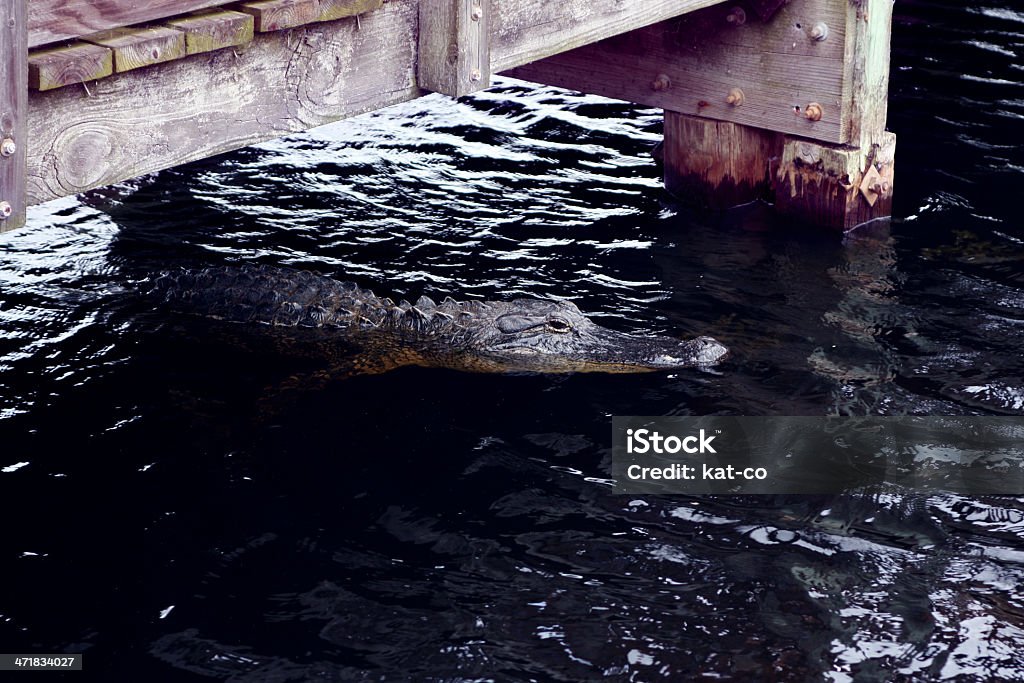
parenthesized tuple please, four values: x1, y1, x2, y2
(151, 266, 727, 375)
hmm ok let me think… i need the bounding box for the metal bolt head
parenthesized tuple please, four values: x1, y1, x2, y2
(470, 6, 483, 21)
(725, 6, 746, 25)
(804, 102, 823, 122)
(870, 180, 892, 197)
(0, 201, 12, 219)
(470, 68, 482, 82)
(810, 22, 829, 41)
(725, 88, 744, 107)
(0, 138, 14, 157)
(651, 74, 671, 91)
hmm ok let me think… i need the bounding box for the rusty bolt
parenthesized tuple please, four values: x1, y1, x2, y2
(470, 68, 482, 82)
(470, 6, 483, 21)
(725, 6, 746, 25)
(871, 180, 892, 197)
(651, 74, 671, 91)
(0, 201, 12, 219)
(810, 22, 829, 41)
(0, 138, 14, 157)
(804, 102, 823, 121)
(725, 88, 744, 107)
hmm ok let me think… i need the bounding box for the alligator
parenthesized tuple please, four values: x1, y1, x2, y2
(150, 265, 728, 376)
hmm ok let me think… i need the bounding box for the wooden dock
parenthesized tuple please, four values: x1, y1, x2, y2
(0, 0, 895, 233)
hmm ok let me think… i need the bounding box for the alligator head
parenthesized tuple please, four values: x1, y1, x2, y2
(441, 298, 728, 373)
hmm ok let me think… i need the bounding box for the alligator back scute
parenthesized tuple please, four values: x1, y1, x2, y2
(150, 265, 363, 329)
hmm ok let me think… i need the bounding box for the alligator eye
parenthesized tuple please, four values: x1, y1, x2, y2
(547, 319, 572, 333)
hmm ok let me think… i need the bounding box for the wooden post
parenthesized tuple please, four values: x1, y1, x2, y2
(0, 0, 27, 232)
(663, 114, 781, 208)
(774, 0, 896, 230)
(418, 0, 490, 97)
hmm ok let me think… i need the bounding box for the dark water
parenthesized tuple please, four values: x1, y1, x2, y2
(3, 2, 1024, 680)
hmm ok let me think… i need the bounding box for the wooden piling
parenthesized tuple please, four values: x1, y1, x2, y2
(0, 0, 27, 232)
(662, 114, 781, 208)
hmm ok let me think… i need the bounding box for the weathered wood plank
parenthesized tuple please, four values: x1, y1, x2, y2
(317, 0, 384, 23)
(663, 112, 781, 207)
(165, 10, 255, 56)
(28, 0, 236, 49)
(86, 26, 187, 73)
(26, 0, 419, 205)
(419, 0, 490, 96)
(0, 0, 27, 232)
(507, 0, 849, 143)
(239, 0, 320, 32)
(489, 0, 724, 73)
(28, 42, 113, 91)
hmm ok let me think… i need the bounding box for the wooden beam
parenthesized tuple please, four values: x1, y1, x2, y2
(238, 0, 320, 33)
(0, 0, 27, 232)
(164, 10, 255, 56)
(489, 0, 723, 73)
(419, 0, 491, 97)
(86, 26, 188, 73)
(507, 0, 850, 144)
(28, 0, 236, 49)
(317, 0, 384, 23)
(26, 0, 419, 205)
(28, 42, 113, 91)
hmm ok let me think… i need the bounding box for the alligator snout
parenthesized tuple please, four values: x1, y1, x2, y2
(648, 335, 728, 368)
(691, 336, 729, 365)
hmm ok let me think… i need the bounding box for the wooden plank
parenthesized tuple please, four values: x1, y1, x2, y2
(165, 10, 255, 56)
(28, 0, 235, 49)
(489, 0, 724, 73)
(28, 42, 113, 91)
(86, 26, 187, 73)
(239, 0, 319, 32)
(26, 0, 419, 205)
(419, 0, 490, 96)
(0, 0, 27, 232)
(663, 112, 781, 207)
(317, 0, 384, 23)
(507, 0, 849, 144)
